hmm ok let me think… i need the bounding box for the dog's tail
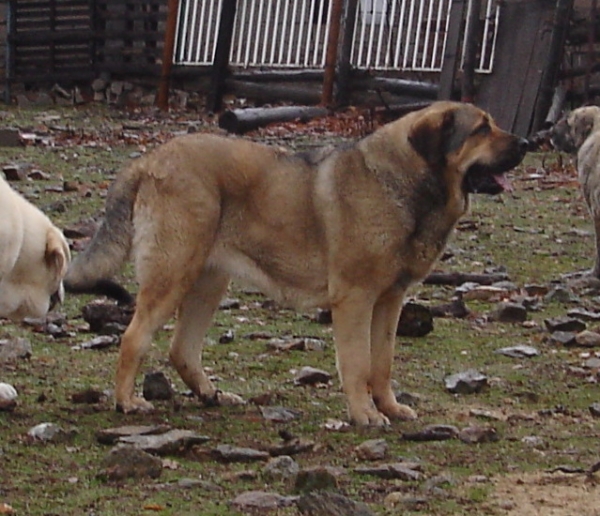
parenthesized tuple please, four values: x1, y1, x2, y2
(64, 165, 141, 305)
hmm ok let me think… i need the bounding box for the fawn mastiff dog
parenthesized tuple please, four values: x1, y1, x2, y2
(65, 101, 528, 426)
(551, 105, 600, 277)
(0, 175, 70, 320)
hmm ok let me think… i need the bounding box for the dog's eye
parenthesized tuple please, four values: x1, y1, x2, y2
(472, 123, 491, 136)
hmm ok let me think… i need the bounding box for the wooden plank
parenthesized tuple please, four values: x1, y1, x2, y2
(476, 0, 544, 134)
(438, 0, 466, 100)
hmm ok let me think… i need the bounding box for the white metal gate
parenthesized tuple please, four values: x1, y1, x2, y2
(175, 0, 500, 73)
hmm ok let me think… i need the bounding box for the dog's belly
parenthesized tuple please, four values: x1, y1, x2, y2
(207, 246, 330, 310)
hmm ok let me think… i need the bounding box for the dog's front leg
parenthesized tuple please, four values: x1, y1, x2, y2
(331, 289, 388, 426)
(370, 290, 417, 421)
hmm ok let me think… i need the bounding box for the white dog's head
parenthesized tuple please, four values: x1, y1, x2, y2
(0, 226, 70, 320)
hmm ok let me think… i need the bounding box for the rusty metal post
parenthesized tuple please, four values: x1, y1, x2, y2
(335, 0, 359, 106)
(321, 0, 344, 106)
(207, 0, 237, 113)
(156, 0, 180, 110)
(461, 0, 480, 103)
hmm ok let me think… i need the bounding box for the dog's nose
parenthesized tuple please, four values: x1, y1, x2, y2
(518, 137, 530, 154)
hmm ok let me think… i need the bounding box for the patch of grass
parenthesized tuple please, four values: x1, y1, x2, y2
(0, 106, 597, 515)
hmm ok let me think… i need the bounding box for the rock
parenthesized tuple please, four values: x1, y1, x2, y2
(0, 338, 32, 363)
(574, 330, 600, 348)
(547, 331, 577, 346)
(544, 286, 575, 303)
(396, 302, 433, 337)
(297, 491, 374, 516)
(82, 302, 134, 333)
(263, 455, 300, 481)
(218, 329, 235, 343)
(77, 335, 120, 350)
(315, 309, 332, 324)
(458, 425, 499, 444)
(568, 308, 600, 321)
(101, 446, 162, 480)
(383, 492, 429, 510)
(544, 316, 586, 334)
(403, 424, 459, 441)
(97, 425, 172, 445)
(495, 345, 539, 358)
(260, 406, 302, 423)
(429, 298, 470, 318)
(71, 388, 105, 404)
(461, 285, 509, 301)
(267, 437, 315, 456)
(355, 439, 388, 461)
(521, 435, 545, 448)
(231, 491, 296, 512)
(219, 297, 241, 310)
(524, 284, 550, 296)
(445, 369, 488, 394)
(27, 423, 69, 442)
(267, 337, 326, 352)
(118, 430, 210, 455)
(294, 366, 332, 386)
(589, 403, 600, 417)
(294, 466, 340, 494)
(354, 463, 422, 481)
(212, 444, 270, 463)
(584, 357, 600, 369)
(0, 382, 17, 411)
(0, 128, 21, 147)
(142, 371, 174, 401)
(489, 302, 527, 323)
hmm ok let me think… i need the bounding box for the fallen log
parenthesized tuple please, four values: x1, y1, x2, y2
(219, 105, 329, 134)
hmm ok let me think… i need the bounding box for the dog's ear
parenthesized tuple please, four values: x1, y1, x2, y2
(408, 109, 456, 166)
(45, 230, 69, 279)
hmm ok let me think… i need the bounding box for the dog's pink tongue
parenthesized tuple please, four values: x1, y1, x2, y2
(494, 173, 513, 192)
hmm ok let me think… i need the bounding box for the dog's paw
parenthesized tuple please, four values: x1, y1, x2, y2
(200, 390, 246, 407)
(116, 396, 155, 414)
(386, 403, 418, 421)
(350, 406, 391, 427)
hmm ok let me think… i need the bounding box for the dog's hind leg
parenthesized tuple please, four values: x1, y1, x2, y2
(370, 290, 418, 421)
(169, 267, 230, 402)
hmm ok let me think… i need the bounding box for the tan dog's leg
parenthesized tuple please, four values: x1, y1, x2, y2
(370, 291, 417, 421)
(169, 268, 230, 401)
(116, 284, 184, 413)
(331, 289, 389, 426)
(591, 213, 600, 278)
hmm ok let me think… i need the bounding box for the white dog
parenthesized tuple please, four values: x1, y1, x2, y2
(0, 175, 70, 320)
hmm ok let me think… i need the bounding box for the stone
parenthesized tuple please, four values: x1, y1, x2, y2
(0, 338, 32, 363)
(118, 430, 210, 455)
(574, 330, 600, 348)
(403, 424, 459, 441)
(263, 455, 300, 481)
(0, 382, 17, 411)
(355, 439, 388, 461)
(458, 425, 499, 444)
(297, 491, 374, 516)
(231, 491, 296, 512)
(396, 302, 433, 337)
(544, 316, 586, 334)
(495, 345, 539, 358)
(294, 366, 332, 386)
(444, 369, 488, 394)
(589, 403, 600, 417)
(212, 444, 269, 463)
(0, 129, 21, 147)
(489, 302, 527, 323)
(96, 425, 172, 445)
(547, 331, 577, 346)
(294, 466, 340, 494)
(354, 463, 422, 481)
(260, 406, 302, 423)
(101, 446, 162, 480)
(142, 371, 174, 401)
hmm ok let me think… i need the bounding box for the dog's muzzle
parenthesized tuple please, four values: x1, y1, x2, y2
(49, 283, 65, 310)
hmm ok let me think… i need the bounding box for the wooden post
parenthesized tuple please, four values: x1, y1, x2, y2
(322, 0, 344, 106)
(5, 0, 16, 104)
(461, 0, 480, 102)
(207, 0, 237, 113)
(335, 0, 359, 106)
(438, 0, 466, 100)
(531, 0, 573, 132)
(156, 0, 180, 111)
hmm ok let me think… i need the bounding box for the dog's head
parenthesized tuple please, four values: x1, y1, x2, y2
(408, 101, 528, 195)
(0, 226, 70, 320)
(549, 106, 600, 154)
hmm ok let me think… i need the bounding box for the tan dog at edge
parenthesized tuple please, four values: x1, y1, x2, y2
(550, 105, 600, 278)
(65, 101, 528, 426)
(0, 175, 70, 320)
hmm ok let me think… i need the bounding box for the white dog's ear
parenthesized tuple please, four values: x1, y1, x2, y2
(45, 230, 69, 279)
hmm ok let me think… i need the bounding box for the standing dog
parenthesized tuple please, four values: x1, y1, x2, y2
(550, 105, 600, 277)
(0, 176, 70, 320)
(65, 101, 527, 426)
